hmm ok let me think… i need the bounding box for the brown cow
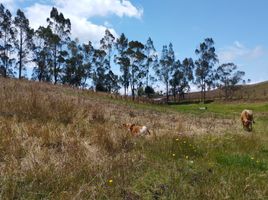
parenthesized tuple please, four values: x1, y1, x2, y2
(123, 123, 151, 136)
(241, 109, 255, 131)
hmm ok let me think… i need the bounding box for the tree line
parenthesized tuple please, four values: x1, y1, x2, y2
(0, 4, 246, 102)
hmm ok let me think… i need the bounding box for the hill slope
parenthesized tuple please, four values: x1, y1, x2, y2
(185, 81, 268, 101)
(0, 78, 268, 199)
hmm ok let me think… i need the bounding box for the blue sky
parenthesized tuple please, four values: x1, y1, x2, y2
(2, 0, 268, 85)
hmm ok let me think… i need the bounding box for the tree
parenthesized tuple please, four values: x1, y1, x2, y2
(104, 70, 120, 93)
(47, 7, 71, 84)
(170, 58, 195, 100)
(144, 85, 155, 97)
(14, 9, 34, 79)
(170, 60, 181, 99)
(92, 49, 108, 92)
(155, 43, 175, 103)
(0, 4, 15, 77)
(144, 37, 158, 87)
(32, 26, 53, 82)
(126, 41, 146, 100)
(195, 38, 218, 103)
(62, 39, 86, 87)
(100, 29, 115, 92)
(115, 33, 129, 96)
(216, 63, 245, 99)
(81, 41, 94, 87)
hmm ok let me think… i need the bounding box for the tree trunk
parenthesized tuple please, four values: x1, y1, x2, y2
(53, 45, 57, 84)
(19, 29, 23, 79)
(166, 82, 169, 103)
(132, 86, 135, 101)
(3, 34, 7, 78)
(203, 84, 206, 103)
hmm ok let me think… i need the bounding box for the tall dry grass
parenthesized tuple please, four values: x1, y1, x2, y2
(0, 78, 267, 199)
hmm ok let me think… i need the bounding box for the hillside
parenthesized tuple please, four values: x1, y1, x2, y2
(184, 81, 268, 101)
(0, 78, 268, 199)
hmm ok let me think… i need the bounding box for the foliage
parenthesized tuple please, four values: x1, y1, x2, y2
(126, 40, 146, 100)
(32, 26, 53, 82)
(216, 63, 245, 99)
(100, 29, 116, 92)
(170, 58, 195, 100)
(47, 7, 71, 84)
(144, 37, 158, 87)
(0, 4, 16, 77)
(195, 38, 218, 103)
(144, 85, 155, 97)
(14, 9, 34, 79)
(115, 33, 130, 96)
(155, 43, 176, 102)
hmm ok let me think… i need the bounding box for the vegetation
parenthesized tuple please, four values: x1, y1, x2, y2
(0, 78, 267, 199)
(194, 38, 218, 103)
(0, 4, 249, 102)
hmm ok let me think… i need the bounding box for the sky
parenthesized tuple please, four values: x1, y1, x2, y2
(1, 0, 268, 86)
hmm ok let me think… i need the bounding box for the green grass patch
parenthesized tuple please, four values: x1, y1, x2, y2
(215, 153, 268, 171)
(170, 102, 268, 117)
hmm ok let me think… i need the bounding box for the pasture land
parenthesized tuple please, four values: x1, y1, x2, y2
(0, 78, 267, 199)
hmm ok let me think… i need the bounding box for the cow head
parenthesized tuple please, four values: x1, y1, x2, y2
(243, 120, 253, 131)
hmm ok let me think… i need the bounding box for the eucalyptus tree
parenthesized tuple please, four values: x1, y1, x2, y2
(155, 43, 175, 102)
(14, 9, 34, 79)
(126, 41, 146, 100)
(170, 58, 194, 100)
(62, 39, 86, 87)
(169, 60, 181, 99)
(47, 7, 71, 84)
(0, 4, 16, 77)
(216, 63, 245, 99)
(100, 29, 115, 92)
(144, 37, 158, 87)
(195, 38, 218, 103)
(32, 26, 53, 82)
(104, 70, 120, 93)
(81, 41, 94, 87)
(92, 49, 108, 92)
(115, 33, 129, 96)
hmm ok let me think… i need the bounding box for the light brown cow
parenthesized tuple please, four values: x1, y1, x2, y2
(241, 109, 255, 131)
(123, 123, 151, 136)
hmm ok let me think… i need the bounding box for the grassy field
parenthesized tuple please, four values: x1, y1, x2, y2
(0, 78, 268, 199)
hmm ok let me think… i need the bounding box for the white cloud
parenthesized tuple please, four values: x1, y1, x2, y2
(218, 41, 265, 63)
(24, 0, 143, 45)
(69, 15, 117, 46)
(104, 21, 113, 28)
(54, 0, 143, 19)
(1, 0, 16, 12)
(25, 3, 51, 30)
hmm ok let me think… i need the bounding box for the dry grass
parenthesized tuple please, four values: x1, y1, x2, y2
(0, 78, 267, 199)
